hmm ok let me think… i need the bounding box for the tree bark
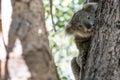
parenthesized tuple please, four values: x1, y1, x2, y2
(7, 0, 59, 80)
(82, 0, 120, 80)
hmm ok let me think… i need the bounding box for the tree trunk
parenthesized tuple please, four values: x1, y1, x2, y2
(7, 0, 59, 80)
(82, 0, 120, 80)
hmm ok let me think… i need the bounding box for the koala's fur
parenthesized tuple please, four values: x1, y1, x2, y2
(65, 2, 98, 80)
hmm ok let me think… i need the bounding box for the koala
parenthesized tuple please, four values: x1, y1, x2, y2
(65, 2, 98, 80)
(66, 3, 98, 38)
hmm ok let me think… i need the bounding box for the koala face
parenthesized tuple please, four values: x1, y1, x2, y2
(66, 10, 95, 38)
(65, 3, 98, 38)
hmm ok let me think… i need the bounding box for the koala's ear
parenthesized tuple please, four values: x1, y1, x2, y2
(83, 2, 98, 12)
(65, 22, 72, 32)
(66, 23, 72, 28)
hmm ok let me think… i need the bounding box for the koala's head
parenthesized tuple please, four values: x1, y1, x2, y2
(65, 3, 98, 38)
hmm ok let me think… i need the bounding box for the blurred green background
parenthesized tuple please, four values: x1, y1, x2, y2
(43, 0, 83, 80)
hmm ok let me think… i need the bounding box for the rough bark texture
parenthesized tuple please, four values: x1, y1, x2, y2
(82, 0, 120, 80)
(7, 0, 59, 80)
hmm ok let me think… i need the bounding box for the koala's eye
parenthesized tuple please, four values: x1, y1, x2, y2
(87, 16, 90, 20)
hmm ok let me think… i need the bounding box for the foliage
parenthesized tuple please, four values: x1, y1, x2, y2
(43, 0, 83, 80)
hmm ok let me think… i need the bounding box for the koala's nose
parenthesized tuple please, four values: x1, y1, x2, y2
(84, 23, 92, 29)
